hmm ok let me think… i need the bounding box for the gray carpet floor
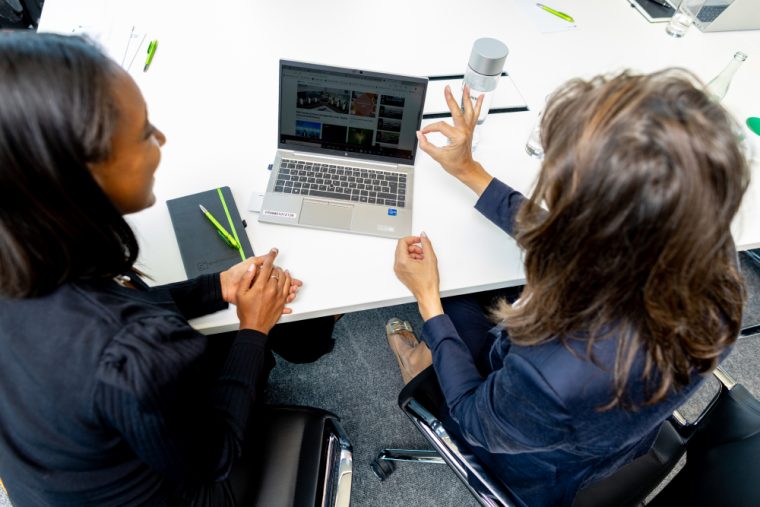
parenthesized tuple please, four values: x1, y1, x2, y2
(1, 252, 759, 507)
(266, 302, 477, 507)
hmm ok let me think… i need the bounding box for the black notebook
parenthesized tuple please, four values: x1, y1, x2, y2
(166, 186, 254, 279)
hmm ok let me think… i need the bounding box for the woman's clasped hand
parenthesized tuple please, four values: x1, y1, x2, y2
(233, 249, 300, 334)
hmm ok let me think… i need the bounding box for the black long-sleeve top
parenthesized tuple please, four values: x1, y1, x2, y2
(0, 274, 267, 506)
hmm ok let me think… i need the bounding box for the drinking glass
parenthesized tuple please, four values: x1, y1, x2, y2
(665, 0, 709, 38)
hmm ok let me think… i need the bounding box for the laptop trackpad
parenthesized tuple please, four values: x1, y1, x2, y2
(299, 199, 353, 230)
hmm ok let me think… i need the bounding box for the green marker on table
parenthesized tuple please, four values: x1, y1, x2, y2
(199, 205, 240, 249)
(536, 3, 574, 23)
(144, 39, 158, 72)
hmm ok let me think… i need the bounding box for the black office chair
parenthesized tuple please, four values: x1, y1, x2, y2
(243, 405, 353, 507)
(0, 0, 42, 29)
(20, 0, 42, 28)
(1, 405, 352, 507)
(372, 365, 760, 507)
(740, 250, 760, 337)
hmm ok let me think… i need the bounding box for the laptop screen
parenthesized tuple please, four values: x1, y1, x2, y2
(278, 60, 428, 165)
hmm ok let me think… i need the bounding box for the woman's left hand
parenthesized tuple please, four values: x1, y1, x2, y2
(417, 85, 492, 196)
(394, 232, 444, 321)
(220, 253, 302, 306)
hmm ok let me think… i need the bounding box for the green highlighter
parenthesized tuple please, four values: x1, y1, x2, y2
(536, 3, 574, 23)
(199, 205, 240, 250)
(144, 39, 158, 72)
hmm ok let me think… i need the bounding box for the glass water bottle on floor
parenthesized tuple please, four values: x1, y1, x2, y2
(462, 37, 509, 149)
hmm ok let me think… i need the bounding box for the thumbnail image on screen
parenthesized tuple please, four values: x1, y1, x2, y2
(350, 92, 378, 117)
(295, 120, 321, 139)
(297, 85, 350, 114)
(379, 105, 403, 119)
(347, 127, 374, 146)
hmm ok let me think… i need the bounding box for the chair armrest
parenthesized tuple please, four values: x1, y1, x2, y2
(672, 366, 738, 431)
(399, 367, 524, 507)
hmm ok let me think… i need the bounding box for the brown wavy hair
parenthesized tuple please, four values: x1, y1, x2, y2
(494, 69, 748, 409)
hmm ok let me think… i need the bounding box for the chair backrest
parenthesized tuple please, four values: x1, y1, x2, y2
(571, 420, 686, 507)
(647, 381, 760, 507)
(401, 366, 760, 507)
(575, 368, 760, 507)
(242, 405, 352, 507)
(20, 0, 43, 28)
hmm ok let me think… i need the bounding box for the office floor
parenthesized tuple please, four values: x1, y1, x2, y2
(1, 254, 759, 506)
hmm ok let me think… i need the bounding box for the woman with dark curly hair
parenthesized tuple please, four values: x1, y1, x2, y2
(389, 70, 748, 505)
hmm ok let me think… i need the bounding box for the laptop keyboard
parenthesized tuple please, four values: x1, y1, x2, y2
(273, 158, 408, 208)
(696, 5, 728, 23)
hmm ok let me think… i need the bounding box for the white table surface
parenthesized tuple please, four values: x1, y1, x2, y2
(39, 0, 760, 333)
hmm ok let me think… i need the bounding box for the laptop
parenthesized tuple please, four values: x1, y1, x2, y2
(693, 0, 760, 32)
(257, 60, 428, 239)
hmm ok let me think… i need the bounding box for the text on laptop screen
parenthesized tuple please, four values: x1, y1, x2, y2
(279, 62, 426, 163)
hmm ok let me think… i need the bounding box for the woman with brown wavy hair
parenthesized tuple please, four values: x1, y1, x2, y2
(388, 69, 748, 505)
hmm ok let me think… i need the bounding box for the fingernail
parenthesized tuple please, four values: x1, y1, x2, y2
(421, 231, 428, 238)
(271, 247, 278, 254)
(247, 263, 255, 272)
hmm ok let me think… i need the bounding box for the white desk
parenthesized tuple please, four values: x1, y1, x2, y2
(39, 0, 760, 334)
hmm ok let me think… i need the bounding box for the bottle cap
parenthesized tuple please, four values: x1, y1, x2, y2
(468, 38, 509, 76)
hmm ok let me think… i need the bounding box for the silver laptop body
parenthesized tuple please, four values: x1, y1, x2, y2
(258, 60, 428, 239)
(695, 0, 760, 32)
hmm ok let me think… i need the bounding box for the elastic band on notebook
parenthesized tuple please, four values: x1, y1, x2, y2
(218, 188, 246, 262)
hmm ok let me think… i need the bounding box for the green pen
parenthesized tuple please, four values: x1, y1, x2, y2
(536, 3, 574, 23)
(144, 39, 158, 72)
(199, 205, 240, 249)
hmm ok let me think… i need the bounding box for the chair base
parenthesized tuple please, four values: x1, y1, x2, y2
(371, 449, 445, 481)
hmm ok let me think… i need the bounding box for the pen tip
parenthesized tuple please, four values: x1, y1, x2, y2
(199, 205, 207, 212)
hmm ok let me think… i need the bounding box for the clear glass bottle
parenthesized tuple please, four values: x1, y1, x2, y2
(525, 110, 544, 159)
(462, 38, 509, 149)
(706, 51, 747, 102)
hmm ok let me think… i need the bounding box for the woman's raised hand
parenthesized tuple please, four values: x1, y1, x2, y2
(416, 85, 493, 195)
(393, 232, 444, 321)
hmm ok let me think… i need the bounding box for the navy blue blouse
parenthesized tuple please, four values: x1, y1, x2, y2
(0, 274, 268, 506)
(422, 178, 707, 506)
